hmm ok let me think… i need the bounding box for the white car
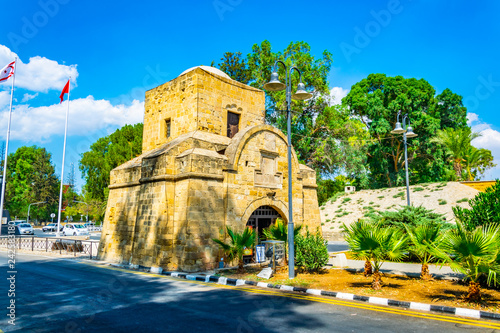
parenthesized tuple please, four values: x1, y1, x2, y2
(17, 223, 34, 235)
(62, 223, 89, 236)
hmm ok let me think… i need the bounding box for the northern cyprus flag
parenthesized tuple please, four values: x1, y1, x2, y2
(0, 61, 15, 82)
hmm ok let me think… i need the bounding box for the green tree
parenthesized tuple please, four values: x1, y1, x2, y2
(343, 74, 467, 188)
(215, 52, 251, 83)
(80, 123, 143, 201)
(453, 180, 500, 231)
(5, 146, 59, 221)
(405, 224, 446, 280)
(213, 226, 256, 273)
(431, 127, 481, 179)
(343, 220, 408, 289)
(216, 41, 369, 183)
(463, 146, 495, 181)
(438, 222, 500, 302)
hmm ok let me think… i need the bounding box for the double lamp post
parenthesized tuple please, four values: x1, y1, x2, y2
(390, 110, 418, 206)
(263, 60, 312, 279)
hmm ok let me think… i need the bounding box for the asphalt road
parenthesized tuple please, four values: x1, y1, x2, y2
(1, 252, 498, 332)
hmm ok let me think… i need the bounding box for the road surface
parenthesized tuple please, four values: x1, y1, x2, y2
(0, 252, 498, 332)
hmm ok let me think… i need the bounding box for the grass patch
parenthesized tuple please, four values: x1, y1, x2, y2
(438, 199, 447, 205)
(393, 192, 405, 198)
(424, 194, 430, 197)
(377, 195, 385, 199)
(412, 187, 424, 192)
(320, 207, 325, 210)
(341, 197, 352, 203)
(456, 198, 469, 203)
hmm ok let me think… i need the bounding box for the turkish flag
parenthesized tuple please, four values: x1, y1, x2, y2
(60, 79, 70, 103)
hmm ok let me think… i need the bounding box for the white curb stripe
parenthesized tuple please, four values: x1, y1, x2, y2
(257, 282, 268, 288)
(336, 292, 354, 300)
(186, 275, 197, 281)
(171, 272, 179, 277)
(369, 297, 388, 305)
(306, 289, 322, 295)
(236, 279, 246, 286)
(455, 307, 480, 319)
(410, 302, 431, 311)
(205, 275, 211, 282)
(280, 285, 294, 291)
(218, 277, 228, 285)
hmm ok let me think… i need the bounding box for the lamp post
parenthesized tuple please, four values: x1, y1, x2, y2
(264, 60, 312, 279)
(27, 201, 47, 225)
(390, 110, 418, 206)
(74, 200, 89, 222)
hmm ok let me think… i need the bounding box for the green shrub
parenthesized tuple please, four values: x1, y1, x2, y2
(438, 199, 447, 205)
(342, 197, 352, 203)
(320, 207, 325, 210)
(456, 198, 469, 204)
(369, 201, 374, 205)
(369, 205, 449, 232)
(321, 222, 325, 226)
(325, 214, 328, 217)
(295, 228, 329, 273)
(412, 187, 424, 192)
(453, 180, 500, 231)
(334, 209, 343, 213)
(393, 192, 404, 198)
(424, 195, 430, 197)
(377, 196, 385, 199)
(326, 219, 331, 222)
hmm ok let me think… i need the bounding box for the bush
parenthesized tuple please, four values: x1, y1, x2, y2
(295, 228, 329, 273)
(369, 205, 450, 232)
(453, 180, 500, 231)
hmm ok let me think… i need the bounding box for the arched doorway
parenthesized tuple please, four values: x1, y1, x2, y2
(246, 205, 283, 239)
(245, 205, 283, 263)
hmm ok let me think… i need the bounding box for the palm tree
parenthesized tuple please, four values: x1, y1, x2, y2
(213, 226, 256, 273)
(463, 145, 496, 181)
(343, 220, 408, 289)
(437, 222, 500, 302)
(431, 127, 481, 179)
(342, 219, 373, 276)
(262, 218, 302, 264)
(405, 224, 445, 280)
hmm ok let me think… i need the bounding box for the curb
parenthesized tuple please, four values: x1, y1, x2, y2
(159, 270, 500, 322)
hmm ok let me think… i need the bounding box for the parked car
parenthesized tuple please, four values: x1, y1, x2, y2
(42, 223, 63, 232)
(17, 223, 34, 235)
(12, 220, 27, 225)
(62, 223, 89, 236)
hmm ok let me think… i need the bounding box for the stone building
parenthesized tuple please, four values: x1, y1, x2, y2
(98, 66, 321, 272)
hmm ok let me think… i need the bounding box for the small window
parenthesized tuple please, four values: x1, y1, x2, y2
(227, 112, 240, 138)
(165, 119, 171, 138)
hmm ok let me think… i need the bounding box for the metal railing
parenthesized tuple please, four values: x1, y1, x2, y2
(0, 236, 100, 259)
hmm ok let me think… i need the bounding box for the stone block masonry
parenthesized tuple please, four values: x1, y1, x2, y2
(98, 66, 321, 272)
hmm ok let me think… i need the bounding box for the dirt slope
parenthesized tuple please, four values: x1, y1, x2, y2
(320, 182, 479, 241)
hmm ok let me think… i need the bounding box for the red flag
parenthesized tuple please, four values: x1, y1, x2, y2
(60, 79, 69, 103)
(0, 61, 15, 82)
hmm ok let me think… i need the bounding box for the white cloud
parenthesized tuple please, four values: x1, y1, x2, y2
(469, 113, 500, 180)
(0, 97, 144, 143)
(0, 44, 78, 92)
(467, 112, 479, 125)
(329, 87, 349, 105)
(21, 92, 38, 102)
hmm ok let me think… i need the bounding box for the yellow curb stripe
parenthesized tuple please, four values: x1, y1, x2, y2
(79, 262, 500, 329)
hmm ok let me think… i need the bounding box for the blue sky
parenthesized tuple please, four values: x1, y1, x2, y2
(1, 0, 500, 191)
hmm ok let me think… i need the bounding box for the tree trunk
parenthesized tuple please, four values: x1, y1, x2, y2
(465, 281, 481, 302)
(237, 258, 245, 273)
(364, 259, 373, 276)
(420, 263, 433, 280)
(372, 271, 382, 290)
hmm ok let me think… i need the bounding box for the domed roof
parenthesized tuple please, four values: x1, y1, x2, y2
(179, 66, 231, 80)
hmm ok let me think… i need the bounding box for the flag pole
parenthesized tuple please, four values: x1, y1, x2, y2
(0, 58, 16, 235)
(56, 77, 70, 237)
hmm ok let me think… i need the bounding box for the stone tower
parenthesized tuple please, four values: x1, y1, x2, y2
(98, 66, 321, 272)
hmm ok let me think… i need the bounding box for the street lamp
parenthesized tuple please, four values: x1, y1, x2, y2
(264, 60, 312, 279)
(27, 201, 47, 225)
(390, 110, 418, 206)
